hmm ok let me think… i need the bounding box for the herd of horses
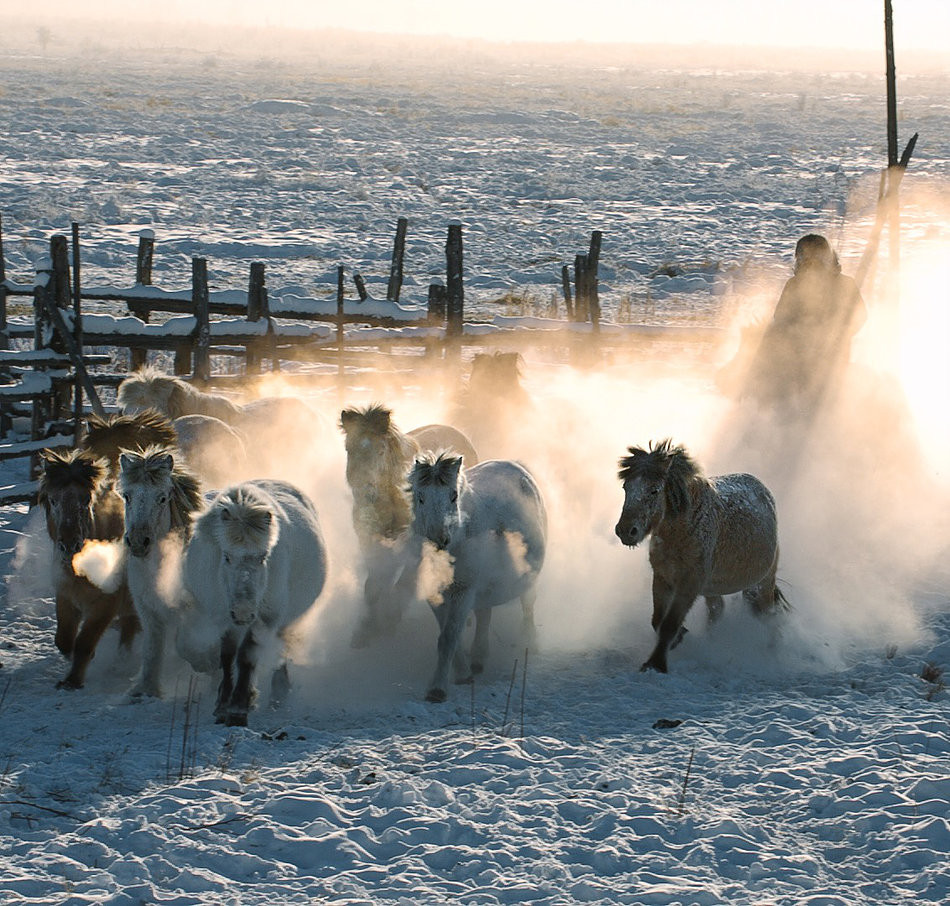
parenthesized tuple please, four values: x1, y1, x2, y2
(35, 356, 789, 725)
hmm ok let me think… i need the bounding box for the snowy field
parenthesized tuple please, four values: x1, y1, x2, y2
(1, 19, 950, 906)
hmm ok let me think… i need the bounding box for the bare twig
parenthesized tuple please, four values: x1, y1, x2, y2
(500, 658, 518, 735)
(677, 746, 696, 818)
(470, 675, 477, 748)
(1, 798, 78, 819)
(0, 675, 11, 715)
(520, 647, 529, 740)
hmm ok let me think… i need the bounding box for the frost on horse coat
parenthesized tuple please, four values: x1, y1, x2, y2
(615, 439, 788, 674)
(408, 454, 546, 703)
(182, 479, 328, 726)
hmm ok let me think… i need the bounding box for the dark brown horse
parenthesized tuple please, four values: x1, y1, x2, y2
(38, 448, 138, 689)
(615, 440, 789, 673)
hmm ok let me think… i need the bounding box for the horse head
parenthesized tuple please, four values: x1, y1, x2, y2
(615, 439, 698, 548)
(212, 486, 279, 626)
(39, 449, 109, 565)
(119, 445, 202, 558)
(409, 453, 465, 550)
(340, 403, 416, 497)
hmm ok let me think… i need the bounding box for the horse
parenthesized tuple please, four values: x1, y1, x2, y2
(118, 445, 204, 699)
(37, 448, 138, 689)
(339, 403, 479, 646)
(408, 453, 547, 703)
(614, 439, 789, 674)
(181, 479, 328, 726)
(81, 409, 179, 484)
(172, 414, 248, 488)
(117, 365, 243, 423)
(452, 351, 532, 455)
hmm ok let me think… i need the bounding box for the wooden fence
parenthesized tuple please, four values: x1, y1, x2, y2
(0, 216, 719, 503)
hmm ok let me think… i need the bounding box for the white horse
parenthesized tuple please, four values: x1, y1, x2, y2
(339, 403, 479, 647)
(408, 454, 547, 703)
(181, 479, 328, 726)
(118, 445, 204, 699)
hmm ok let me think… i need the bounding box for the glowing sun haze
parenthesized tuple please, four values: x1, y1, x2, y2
(14, 0, 950, 52)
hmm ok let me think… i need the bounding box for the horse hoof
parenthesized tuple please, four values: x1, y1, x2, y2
(226, 712, 248, 728)
(640, 659, 668, 674)
(425, 688, 447, 703)
(56, 678, 82, 690)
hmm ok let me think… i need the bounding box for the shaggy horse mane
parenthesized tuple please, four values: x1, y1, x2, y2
(83, 409, 178, 469)
(211, 485, 278, 552)
(119, 444, 203, 535)
(617, 439, 705, 517)
(409, 452, 466, 490)
(38, 448, 108, 503)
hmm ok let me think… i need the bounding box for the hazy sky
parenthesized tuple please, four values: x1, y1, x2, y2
(8, 0, 950, 53)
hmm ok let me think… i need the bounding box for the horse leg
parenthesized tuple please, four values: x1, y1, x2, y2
(470, 608, 492, 675)
(642, 586, 698, 674)
(650, 572, 674, 633)
(58, 602, 115, 690)
(129, 611, 167, 699)
(270, 662, 290, 711)
(215, 631, 238, 723)
(352, 559, 391, 648)
(704, 595, 725, 624)
(743, 549, 787, 616)
(117, 590, 140, 651)
(520, 584, 539, 653)
(226, 629, 258, 727)
(54, 591, 80, 658)
(426, 587, 474, 702)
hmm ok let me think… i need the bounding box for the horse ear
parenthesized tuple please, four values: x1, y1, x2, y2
(156, 451, 175, 473)
(340, 409, 356, 432)
(119, 451, 136, 473)
(446, 455, 464, 480)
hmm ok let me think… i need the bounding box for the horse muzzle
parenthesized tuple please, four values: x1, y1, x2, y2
(124, 534, 152, 558)
(615, 522, 643, 548)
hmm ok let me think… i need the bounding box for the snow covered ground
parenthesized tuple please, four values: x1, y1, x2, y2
(1, 20, 950, 906)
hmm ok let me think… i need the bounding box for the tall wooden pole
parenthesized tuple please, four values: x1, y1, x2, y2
(884, 0, 901, 280)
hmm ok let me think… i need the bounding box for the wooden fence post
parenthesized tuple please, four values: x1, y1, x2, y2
(427, 282, 447, 325)
(587, 230, 602, 332)
(387, 216, 408, 302)
(560, 264, 573, 321)
(192, 257, 210, 383)
(337, 265, 345, 380)
(0, 212, 7, 353)
(131, 231, 155, 370)
(246, 261, 268, 375)
(70, 223, 84, 440)
(574, 254, 588, 323)
(136, 232, 155, 285)
(446, 223, 464, 338)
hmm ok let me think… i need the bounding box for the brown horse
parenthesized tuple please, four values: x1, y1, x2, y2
(339, 403, 479, 645)
(615, 440, 789, 673)
(81, 409, 179, 483)
(38, 448, 138, 689)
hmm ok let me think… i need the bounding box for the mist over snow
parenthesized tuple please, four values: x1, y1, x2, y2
(1, 23, 949, 906)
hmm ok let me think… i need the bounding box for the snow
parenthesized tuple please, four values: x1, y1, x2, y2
(1, 24, 950, 906)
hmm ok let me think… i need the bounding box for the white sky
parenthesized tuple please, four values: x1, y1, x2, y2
(6, 0, 950, 53)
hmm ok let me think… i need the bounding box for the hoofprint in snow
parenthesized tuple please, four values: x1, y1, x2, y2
(0, 26, 949, 906)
